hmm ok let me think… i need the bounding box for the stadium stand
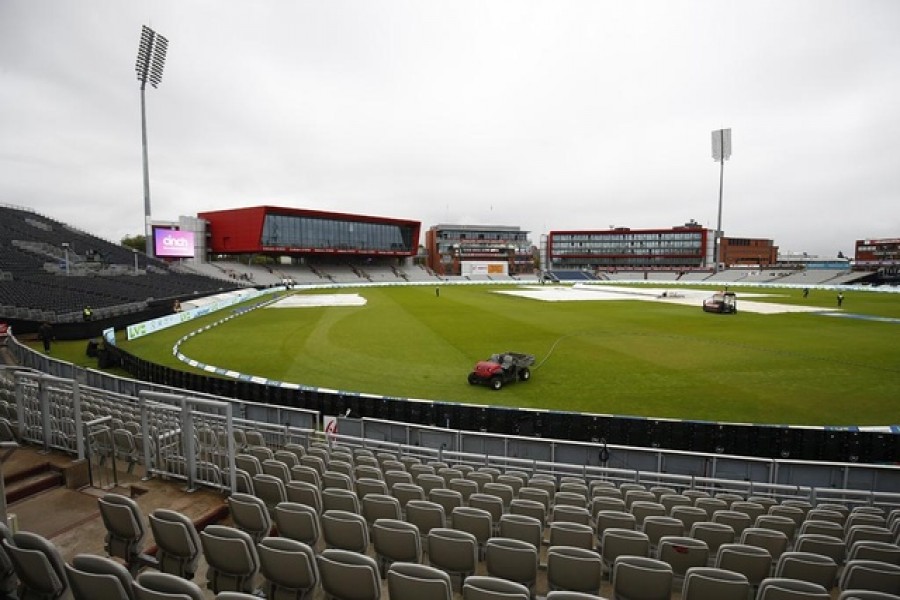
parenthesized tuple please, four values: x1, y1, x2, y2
(0, 205, 243, 323)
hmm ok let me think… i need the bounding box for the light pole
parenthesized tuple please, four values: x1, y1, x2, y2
(135, 25, 168, 257)
(711, 128, 732, 272)
(133, 248, 139, 274)
(62, 242, 70, 276)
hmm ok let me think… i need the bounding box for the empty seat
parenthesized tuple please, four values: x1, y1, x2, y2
(356, 477, 389, 498)
(509, 499, 547, 528)
(671, 506, 709, 535)
(596, 510, 637, 546)
(372, 519, 422, 576)
(549, 521, 595, 551)
(848, 540, 900, 566)
(715, 543, 772, 589)
(273, 501, 321, 547)
(551, 504, 592, 527)
(846, 525, 895, 549)
(322, 470, 354, 491)
(64, 553, 136, 600)
(257, 536, 319, 600)
(600, 528, 650, 575)
(469, 494, 505, 531)
(290, 465, 322, 489)
(97, 493, 148, 573)
(133, 571, 205, 600)
(837, 591, 900, 600)
(642, 516, 684, 550)
(387, 562, 453, 600)
(261, 459, 292, 485)
(756, 515, 798, 540)
(429, 489, 464, 519)
(631, 501, 667, 529)
(253, 474, 288, 512)
(484, 537, 539, 595)
(406, 500, 446, 538)
(730, 501, 766, 524)
(317, 548, 381, 600)
(199, 525, 260, 594)
(546, 545, 603, 596)
(148, 508, 202, 580)
(554, 491, 588, 509)
(285, 481, 323, 514)
(427, 528, 478, 590)
(794, 533, 845, 565)
(712, 510, 752, 538)
(321, 509, 369, 553)
(611, 555, 673, 600)
(451, 507, 494, 560)
(741, 527, 789, 562)
(321, 488, 361, 514)
(362, 494, 403, 529)
(695, 497, 728, 519)
(227, 492, 272, 543)
(0, 522, 18, 598)
(756, 577, 830, 600)
(656, 536, 709, 581)
(680, 566, 750, 600)
(774, 551, 838, 590)
(839, 560, 900, 595)
(689, 520, 735, 559)
(462, 575, 530, 600)
(3, 531, 70, 600)
(499, 514, 543, 551)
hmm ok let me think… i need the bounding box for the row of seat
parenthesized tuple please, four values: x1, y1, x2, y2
(223, 488, 900, 599)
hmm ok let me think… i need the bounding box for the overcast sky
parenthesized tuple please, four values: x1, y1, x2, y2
(2, 1, 899, 258)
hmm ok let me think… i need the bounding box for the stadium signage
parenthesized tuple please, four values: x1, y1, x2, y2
(126, 287, 272, 340)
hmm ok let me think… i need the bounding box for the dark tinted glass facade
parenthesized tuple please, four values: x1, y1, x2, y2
(261, 213, 416, 253)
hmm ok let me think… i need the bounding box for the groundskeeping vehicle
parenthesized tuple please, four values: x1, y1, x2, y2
(468, 352, 535, 390)
(703, 291, 737, 314)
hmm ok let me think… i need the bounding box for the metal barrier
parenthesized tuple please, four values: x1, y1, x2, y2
(336, 416, 900, 496)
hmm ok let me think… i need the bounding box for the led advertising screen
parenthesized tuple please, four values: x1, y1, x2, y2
(154, 228, 195, 258)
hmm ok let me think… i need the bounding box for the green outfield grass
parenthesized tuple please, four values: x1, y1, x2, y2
(120, 284, 900, 426)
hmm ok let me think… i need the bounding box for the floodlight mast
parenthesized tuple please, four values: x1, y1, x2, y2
(711, 128, 731, 273)
(135, 25, 168, 256)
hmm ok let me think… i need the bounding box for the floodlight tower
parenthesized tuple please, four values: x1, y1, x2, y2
(135, 25, 169, 256)
(711, 128, 732, 272)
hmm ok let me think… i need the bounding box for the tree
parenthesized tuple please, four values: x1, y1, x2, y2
(121, 234, 146, 253)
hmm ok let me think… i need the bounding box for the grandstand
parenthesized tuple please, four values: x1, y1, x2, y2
(0, 205, 243, 326)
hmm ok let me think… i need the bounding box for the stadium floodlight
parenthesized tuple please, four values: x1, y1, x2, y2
(135, 25, 169, 256)
(711, 128, 732, 273)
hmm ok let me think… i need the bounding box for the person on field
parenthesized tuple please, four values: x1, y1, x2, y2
(39, 321, 53, 352)
(837, 292, 844, 308)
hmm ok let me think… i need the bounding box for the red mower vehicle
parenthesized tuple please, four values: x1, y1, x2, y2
(468, 352, 535, 390)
